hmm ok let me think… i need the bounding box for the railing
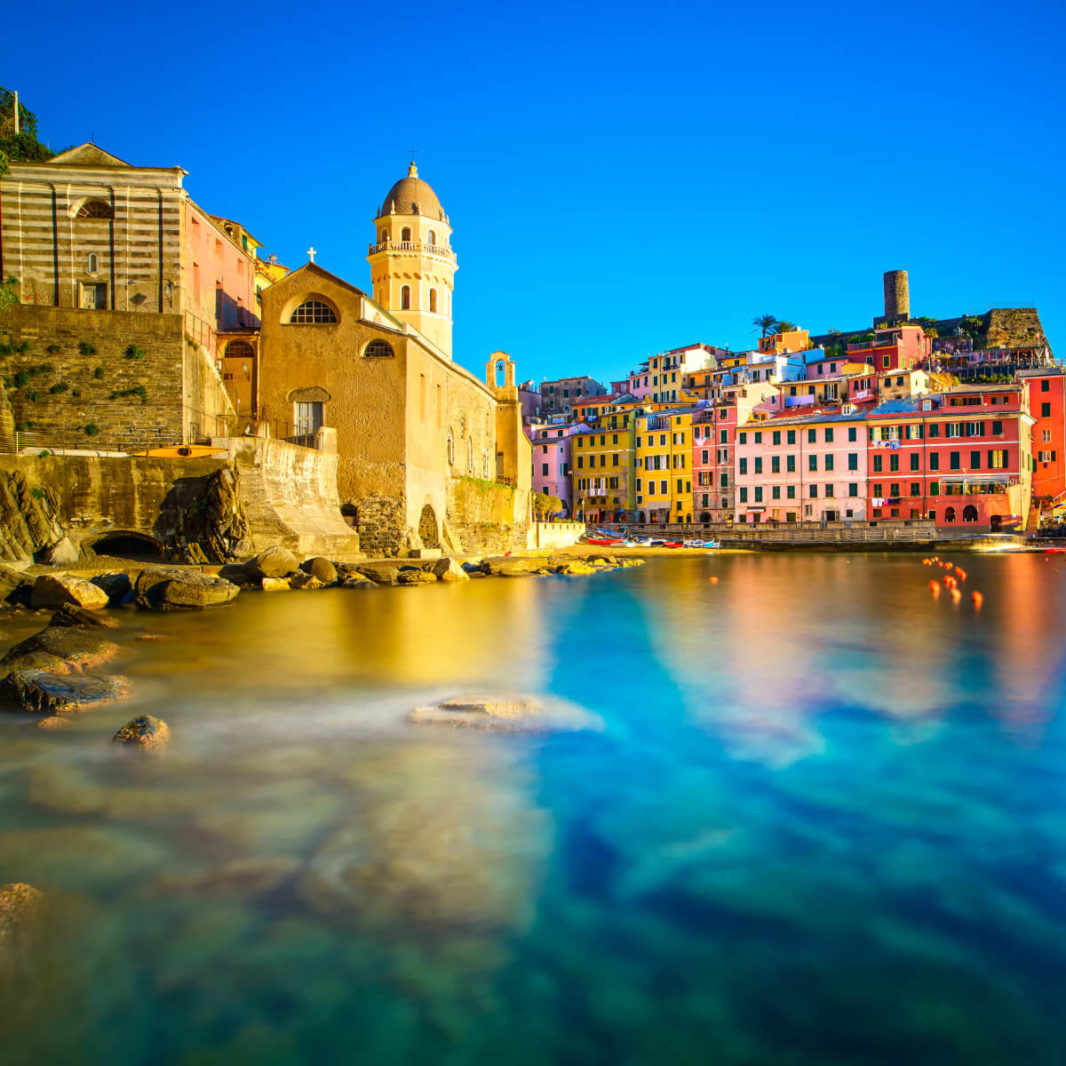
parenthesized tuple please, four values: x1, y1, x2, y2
(367, 240, 454, 257)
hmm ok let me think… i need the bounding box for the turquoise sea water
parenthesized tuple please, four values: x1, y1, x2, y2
(2, 552, 1066, 1064)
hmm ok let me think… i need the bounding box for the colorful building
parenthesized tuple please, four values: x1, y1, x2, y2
(734, 410, 869, 524)
(846, 324, 932, 372)
(572, 411, 637, 523)
(1019, 368, 1066, 506)
(865, 384, 1032, 529)
(530, 421, 583, 514)
(540, 375, 607, 416)
(635, 406, 701, 524)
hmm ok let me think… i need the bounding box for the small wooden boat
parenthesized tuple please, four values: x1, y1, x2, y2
(586, 537, 623, 546)
(662, 541, 683, 549)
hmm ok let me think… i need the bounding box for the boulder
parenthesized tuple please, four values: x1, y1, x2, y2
(0, 669, 128, 714)
(356, 566, 399, 586)
(261, 577, 291, 592)
(288, 571, 323, 591)
(303, 557, 338, 585)
(50, 602, 119, 629)
(113, 714, 170, 752)
(397, 569, 437, 586)
(483, 557, 543, 577)
(555, 560, 596, 575)
(0, 564, 31, 604)
(31, 574, 109, 611)
(432, 557, 470, 582)
(244, 546, 298, 580)
(340, 573, 377, 589)
(41, 536, 79, 567)
(91, 571, 133, 605)
(0, 882, 43, 943)
(1, 625, 120, 674)
(133, 567, 239, 611)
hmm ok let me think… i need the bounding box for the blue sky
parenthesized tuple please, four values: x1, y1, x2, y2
(6, 0, 1064, 385)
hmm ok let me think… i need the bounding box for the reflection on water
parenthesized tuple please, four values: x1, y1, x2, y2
(2, 554, 1066, 1064)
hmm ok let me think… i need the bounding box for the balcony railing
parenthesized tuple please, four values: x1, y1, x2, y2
(367, 240, 454, 257)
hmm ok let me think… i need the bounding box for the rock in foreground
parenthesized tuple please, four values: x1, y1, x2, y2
(113, 714, 170, 752)
(1, 625, 120, 674)
(0, 882, 43, 943)
(0, 670, 128, 714)
(134, 567, 239, 611)
(31, 574, 109, 611)
(433, 557, 470, 582)
(245, 546, 298, 580)
(303, 557, 338, 585)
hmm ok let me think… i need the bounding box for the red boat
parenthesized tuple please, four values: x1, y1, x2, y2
(586, 538, 623, 546)
(663, 541, 683, 548)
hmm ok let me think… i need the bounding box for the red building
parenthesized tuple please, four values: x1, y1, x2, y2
(1019, 368, 1066, 505)
(847, 324, 932, 373)
(865, 384, 1032, 530)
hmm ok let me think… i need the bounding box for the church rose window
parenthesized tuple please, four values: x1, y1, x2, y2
(290, 300, 337, 324)
(363, 340, 394, 358)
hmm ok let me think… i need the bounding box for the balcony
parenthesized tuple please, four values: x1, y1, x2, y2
(367, 240, 455, 257)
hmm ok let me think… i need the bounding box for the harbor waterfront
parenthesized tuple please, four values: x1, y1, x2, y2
(3, 552, 1066, 1065)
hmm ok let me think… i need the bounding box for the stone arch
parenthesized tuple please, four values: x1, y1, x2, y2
(944, 506, 957, 523)
(485, 350, 515, 390)
(418, 503, 441, 549)
(963, 504, 979, 523)
(282, 292, 340, 324)
(286, 386, 332, 404)
(87, 530, 165, 561)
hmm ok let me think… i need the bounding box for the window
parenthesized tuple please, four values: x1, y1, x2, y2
(401, 285, 411, 310)
(740, 488, 748, 503)
(848, 453, 858, 471)
(825, 484, 834, 497)
(773, 431, 781, 446)
(401, 227, 412, 242)
(968, 422, 982, 437)
(294, 401, 323, 442)
(787, 485, 796, 499)
(848, 483, 858, 497)
(889, 454, 899, 472)
(950, 452, 961, 470)
(825, 428, 834, 443)
(76, 199, 113, 219)
(992, 420, 1003, 436)
(825, 455, 834, 472)
(970, 451, 981, 470)
(909, 453, 919, 472)
(448, 431, 456, 466)
(429, 288, 438, 313)
(1043, 403, 1051, 418)
(807, 429, 816, 443)
(739, 458, 747, 475)
(754, 487, 763, 502)
(990, 450, 1007, 469)
(1042, 378, 1050, 392)
(808, 454, 817, 472)
(772, 486, 780, 499)
(363, 339, 394, 357)
(289, 300, 337, 323)
(739, 432, 747, 444)
(910, 483, 921, 497)
(754, 458, 763, 474)
(87, 253, 98, 273)
(873, 483, 883, 497)
(809, 484, 818, 498)
(787, 430, 796, 445)
(754, 432, 762, 444)
(660, 480, 668, 495)
(930, 482, 939, 496)
(787, 455, 795, 472)
(890, 483, 900, 498)
(848, 427, 857, 442)
(428, 229, 437, 245)
(771, 456, 780, 474)
(873, 455, 883, 473)
(930, 453, 939, 471)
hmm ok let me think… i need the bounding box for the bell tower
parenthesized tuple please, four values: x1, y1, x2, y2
(367, 162, 457, 359)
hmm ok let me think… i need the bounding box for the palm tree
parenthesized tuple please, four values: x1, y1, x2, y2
(773, 320, 798, 334)
(752, 314, 778, 337)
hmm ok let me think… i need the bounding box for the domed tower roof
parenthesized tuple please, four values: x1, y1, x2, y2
(377, 162, 446, 221)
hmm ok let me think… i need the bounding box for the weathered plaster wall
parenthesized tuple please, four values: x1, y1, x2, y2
(445, 476, 529, 554)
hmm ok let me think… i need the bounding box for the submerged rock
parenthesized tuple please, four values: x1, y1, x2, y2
(1, 624, 120, 674)
(288, 571, 323, 590)
(0, 669, 127, 714)
(433, 557, 470, 582)
(31, 573, 109, 611)
(0, 882, 43, 943)
(355, 565, 398, 586)
(409, 693, 599, 732)
(554, 560, 596, 575)
(113, 714, 170, 752)
(134, 567, 239, 611)
(50, 602, 119, 629)
(245, 546, 298, 580)
(303, 557, 338, 585)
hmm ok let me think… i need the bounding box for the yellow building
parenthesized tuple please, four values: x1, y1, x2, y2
(572, 409, 637, 522)
(635, 408, 696, 525)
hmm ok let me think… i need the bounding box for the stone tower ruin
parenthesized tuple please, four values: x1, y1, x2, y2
(883, 269, 910, 322)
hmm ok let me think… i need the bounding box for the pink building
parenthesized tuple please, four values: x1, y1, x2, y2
(734, 410, 869, 523)
(183, 202, 258, 357)
(846, 324, 932, 373)
(530, 422, 585, 515)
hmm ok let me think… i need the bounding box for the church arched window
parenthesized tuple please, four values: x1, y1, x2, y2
(289, 300, 337, 324)
(363, 339, 394, 358)
(87, 253, 98, 274)
(429, 288, 437, 313)
(76, 199, 113, 220)
(447, 430, 455, 467)
(428, 229, 437, 246)
(401, 285, 411, 310)
(401, 227, 412, 243)
(378, 229, 387, 244)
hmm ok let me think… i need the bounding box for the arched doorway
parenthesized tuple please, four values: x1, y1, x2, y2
(963, 504, 979, 523)
(418, 504, 440, 548)
(944, 506, 956, 523)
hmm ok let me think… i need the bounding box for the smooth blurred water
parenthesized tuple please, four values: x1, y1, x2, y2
(3, 552, 1066, 1065)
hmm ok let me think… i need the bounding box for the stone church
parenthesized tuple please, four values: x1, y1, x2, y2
(257, 163, 531, 555)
